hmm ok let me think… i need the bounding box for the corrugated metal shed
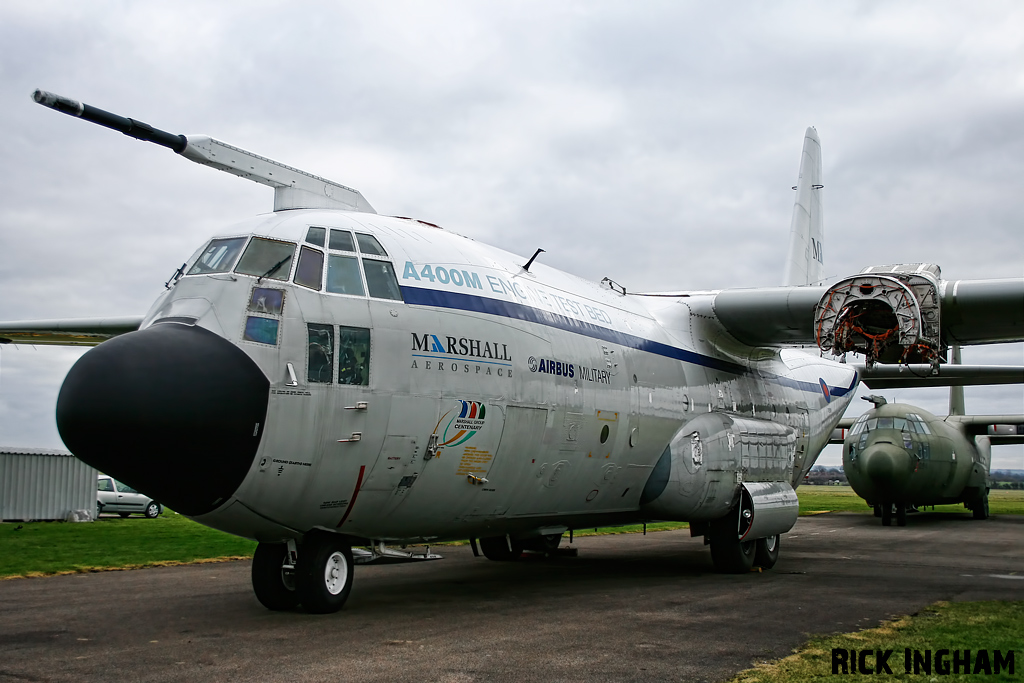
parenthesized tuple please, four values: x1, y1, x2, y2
(1, 447, 97, 521)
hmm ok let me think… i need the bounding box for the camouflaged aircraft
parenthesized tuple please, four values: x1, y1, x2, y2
(2, 90, 1021, 613)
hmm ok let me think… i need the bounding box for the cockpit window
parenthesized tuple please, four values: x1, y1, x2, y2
(307, 324, 334, 383)
(306, 226, 326, 248)
(338, 326, 370, 385)
(329, 229, 355, 252)
(294, 247, 325, 291)
(187, 237, 247, 275)
(356, 233, 387, 256)
(893, 417, 907, 432)
(876, 417, 894, 430)
(326, 255, 365, 296)
(235, 238, 296, 281)
(363, 259, 403, 301)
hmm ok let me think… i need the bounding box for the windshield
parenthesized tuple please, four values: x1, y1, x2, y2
(235, 238, 296, 281)
(187, 237, 247, 275)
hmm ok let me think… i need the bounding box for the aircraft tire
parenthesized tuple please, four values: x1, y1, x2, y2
(251, 542, 299, 611)
(896, 504, 907, 527)
(754, 535, 780, 569)
(479, 535, 524, 561)
(295, 533, 354, 614)
(881, 503, 892, 527)
(708, 516, 755, 573)
(873, 504, 882, 518)
(972, 490, 990, 520)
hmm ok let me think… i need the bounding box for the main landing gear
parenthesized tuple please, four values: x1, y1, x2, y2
(252, 531, 354, 614)
(707, 500, 781, 573)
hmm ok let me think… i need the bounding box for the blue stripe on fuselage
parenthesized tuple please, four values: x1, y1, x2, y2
(400, 285, 855, 396)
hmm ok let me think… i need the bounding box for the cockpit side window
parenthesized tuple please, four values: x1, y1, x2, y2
(363, 259, 403, 301)
(294, 247, 325, 291)
(235, 238, 296, 281)
(356, 233, 387, 256)
(329, 229, 355, 252)
(187, 237, 247, 275)
(306, 226, 326, 248)
(326, 255, 365, 296)
(338, 326, 370, 386)
(307, 324, 334, 383)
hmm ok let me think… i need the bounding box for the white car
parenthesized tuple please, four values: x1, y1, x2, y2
(96, 475, 163, 518)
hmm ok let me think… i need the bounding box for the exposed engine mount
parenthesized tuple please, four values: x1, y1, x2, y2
(814, 264, 943, 366)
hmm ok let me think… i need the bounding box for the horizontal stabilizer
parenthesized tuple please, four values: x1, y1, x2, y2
(856, 364, 1024, 389)
(0, 316, 143, 346)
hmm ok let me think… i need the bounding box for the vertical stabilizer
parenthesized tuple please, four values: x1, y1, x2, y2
(949, 344, 966, 416)
(782, 127, 825, 286)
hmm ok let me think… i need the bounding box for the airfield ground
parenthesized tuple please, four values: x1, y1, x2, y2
(3, 486, 1021, 580)
(0, 511, 1021, 682)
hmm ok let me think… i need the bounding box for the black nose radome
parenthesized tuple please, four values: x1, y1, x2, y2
(57, 322, 269, 516)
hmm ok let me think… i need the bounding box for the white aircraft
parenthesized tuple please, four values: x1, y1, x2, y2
(2, 91, 1021, 613)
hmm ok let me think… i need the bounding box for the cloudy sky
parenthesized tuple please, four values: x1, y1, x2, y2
(1, 1, 1021, 468)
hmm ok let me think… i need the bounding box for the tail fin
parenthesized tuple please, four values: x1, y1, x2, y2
(782, 127, 825, 286)
(949, 344, 966, 416)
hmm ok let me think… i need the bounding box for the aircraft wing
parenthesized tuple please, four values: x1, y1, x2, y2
(855, 364, 1024, 389)
(706, 274, 1022, 366)
(0, 316, 144, 346)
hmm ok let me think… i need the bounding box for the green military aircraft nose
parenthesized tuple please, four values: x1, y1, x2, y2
(860, 442, 910, 493)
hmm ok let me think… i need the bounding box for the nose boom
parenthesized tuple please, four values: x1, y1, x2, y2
(57, 322, 269, 516)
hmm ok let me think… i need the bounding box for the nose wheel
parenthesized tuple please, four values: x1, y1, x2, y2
(295, 532, 354, 614)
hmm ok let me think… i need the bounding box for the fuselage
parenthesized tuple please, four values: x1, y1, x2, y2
(57, 209, 858, 544)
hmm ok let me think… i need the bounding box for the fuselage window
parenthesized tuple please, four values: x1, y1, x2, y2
(338, 326, 370, 386)
(329, 229, 355, 252)
(307, 323, 334, 383)
(363, 259, 404, 301)
(248, 287, 285, 315)
(326, 254, 365, 296)
(356, 233, 388, 256)
(187, 236, 247, 275)
(243, 316, 279, 345)
(235, 238, 296, 281)
(306, 226, 326, 248)
(294, 247, 325, 291)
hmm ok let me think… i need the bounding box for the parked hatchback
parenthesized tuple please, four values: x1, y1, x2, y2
(96, 475, 163, 518)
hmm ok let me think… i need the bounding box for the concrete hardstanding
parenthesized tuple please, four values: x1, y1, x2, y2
(0, 512, 1021, 682)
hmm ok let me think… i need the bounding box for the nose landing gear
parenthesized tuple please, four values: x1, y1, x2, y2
(252, 532, 354, 614)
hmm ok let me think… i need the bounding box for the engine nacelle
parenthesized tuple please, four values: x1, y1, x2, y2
(814, 263, 942, 365)
(639, 413, 799, 539)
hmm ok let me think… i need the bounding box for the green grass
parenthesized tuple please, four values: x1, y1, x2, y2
(796, 485, 1024, 516)
(2, 487, 1021, 579)
(729, 601, 1023, 682)
(0, 511, 256, 579)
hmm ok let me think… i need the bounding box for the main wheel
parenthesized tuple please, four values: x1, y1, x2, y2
(144, 502, 161, 519)
(754, 535, 780, 569)
(251, 542, 299, 611)
(295, 533, 354, 614)
(881, 502, 892, 527)
(972, 490, 990, 520)
(896, 504, 907, 527)
(709, 515, 755, 574)
(479, 535, 524, 561)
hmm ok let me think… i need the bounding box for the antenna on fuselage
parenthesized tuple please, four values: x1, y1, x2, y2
(32, 89, 375, 214)
(522, 248, 545, 272)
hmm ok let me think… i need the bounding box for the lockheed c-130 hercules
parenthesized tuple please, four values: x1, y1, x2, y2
(2, 90, 1022, 613)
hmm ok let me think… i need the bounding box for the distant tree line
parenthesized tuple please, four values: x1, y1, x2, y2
(805, 466, 1024, 488)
